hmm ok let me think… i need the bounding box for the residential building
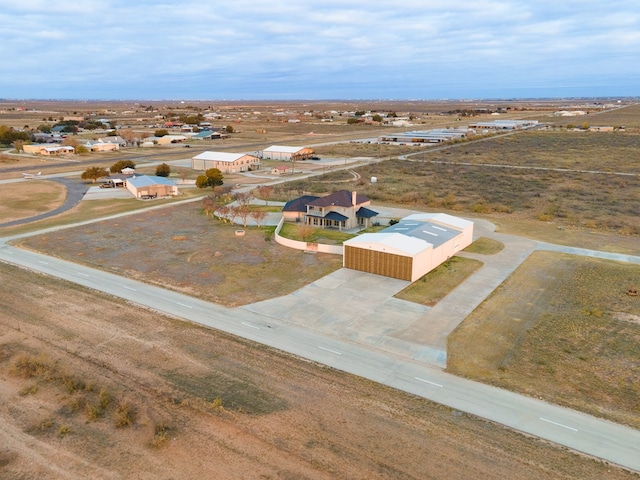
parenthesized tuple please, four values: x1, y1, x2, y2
(283, 190, 378, 230)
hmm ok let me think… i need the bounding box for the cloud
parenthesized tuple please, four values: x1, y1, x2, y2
(0, 0, 638, 99)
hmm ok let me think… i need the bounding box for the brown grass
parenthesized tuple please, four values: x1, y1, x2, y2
(18, 202, 344, 306)
(0, 260, 634, 479)
(395, 257, 483, 306)
(447, 251, 640, 428)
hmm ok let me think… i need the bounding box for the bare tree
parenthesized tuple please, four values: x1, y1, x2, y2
(296, 224, 316, 242)
(236, 204, 251, 227)
(249, 209, 267, 228)
(256, 185, 273, 206)
(216, 205, 231, 223)
(234, 191, 254, 206)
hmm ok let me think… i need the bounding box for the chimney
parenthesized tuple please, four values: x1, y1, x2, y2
(352, 191, 357, 206)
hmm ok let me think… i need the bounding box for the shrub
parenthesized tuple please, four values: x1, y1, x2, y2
(114, 400, 135, 428)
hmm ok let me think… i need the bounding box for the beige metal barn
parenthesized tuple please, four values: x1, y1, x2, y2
(343, 213, 474, 282)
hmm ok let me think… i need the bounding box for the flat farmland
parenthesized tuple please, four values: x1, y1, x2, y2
(447, 251, 640, 429)
(281, 130, 640, 243)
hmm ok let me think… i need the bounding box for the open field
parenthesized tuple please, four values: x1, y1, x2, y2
(0, 181, 66, 223)
(0, 188, 209, 237)
(2, 99, 640, 477)
(0, 262, 636, 480)
(18, 202, 344, 306)
(447, 251, 640, 429)
(280, 131, 640, 249)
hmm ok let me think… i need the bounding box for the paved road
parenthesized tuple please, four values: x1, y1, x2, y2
(1, 242, 639, 472)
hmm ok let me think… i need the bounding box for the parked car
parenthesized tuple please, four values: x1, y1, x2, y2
(100, 182, 114, 188)
(309, 156, 321, 160)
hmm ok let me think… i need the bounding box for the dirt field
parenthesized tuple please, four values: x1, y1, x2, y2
(447, 251, 640, 429)
(18, 202, 343, 306)
(1, 262, 636, 480)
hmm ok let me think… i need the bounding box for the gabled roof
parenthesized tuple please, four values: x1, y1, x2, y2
(308, 190, 369, 208)
(127, 175, 175, 188)
(193, 151, 257, 163)
(283, 195, 319, 212)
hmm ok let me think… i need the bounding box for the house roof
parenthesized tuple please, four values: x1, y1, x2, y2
(308, 190, 369, 208)
(127, 175, 176, 188)
(325, 211, 349, 222)
(191, 130, 219, 139)
(356, 206, 378, 218)
(283, 195, 319, 212)
(263, 145, 308, 154)
(193, 151, 256, 163)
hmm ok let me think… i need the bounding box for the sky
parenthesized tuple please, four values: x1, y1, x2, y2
(1, 0, 639, 101)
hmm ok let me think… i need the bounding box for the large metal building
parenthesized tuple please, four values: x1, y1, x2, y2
(343, 213, 473, 282)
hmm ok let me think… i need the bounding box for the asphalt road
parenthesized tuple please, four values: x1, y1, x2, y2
(1, 243, 639, 472)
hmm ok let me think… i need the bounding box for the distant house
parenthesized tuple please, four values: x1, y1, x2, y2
(191, 151, 261, 173)
(283, 190, 378, 230)
(156, 134, 187, 145)
(261, 145, 314, 161)
(125, 175, 179, 198)
(271, 165, 290, 175)
(23, 145, 74, 156)
(84, 140, 119, 152)
(191, 130, 224, 140)
(343, 213, 474, 282)
(98, 135, 127, 147)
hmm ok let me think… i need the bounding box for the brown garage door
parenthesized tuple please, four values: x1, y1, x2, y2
(344, 246, 413, 281)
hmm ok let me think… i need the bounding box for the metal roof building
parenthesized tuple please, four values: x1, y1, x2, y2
(343, 213, 473, 282)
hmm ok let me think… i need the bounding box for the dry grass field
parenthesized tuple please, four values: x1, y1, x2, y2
(0, 181, 66, 223)
(447, 251, 640, 429)
(2, 99, 640, 477)
(18, 202, 343, 306)
(1, 261, 635, 480)
(280, 130, 640, 252)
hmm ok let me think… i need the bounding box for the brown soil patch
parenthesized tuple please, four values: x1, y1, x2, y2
(447, 251, 640, 428)
(19, 202, 343, 306)
(0, 262, 634, 479)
